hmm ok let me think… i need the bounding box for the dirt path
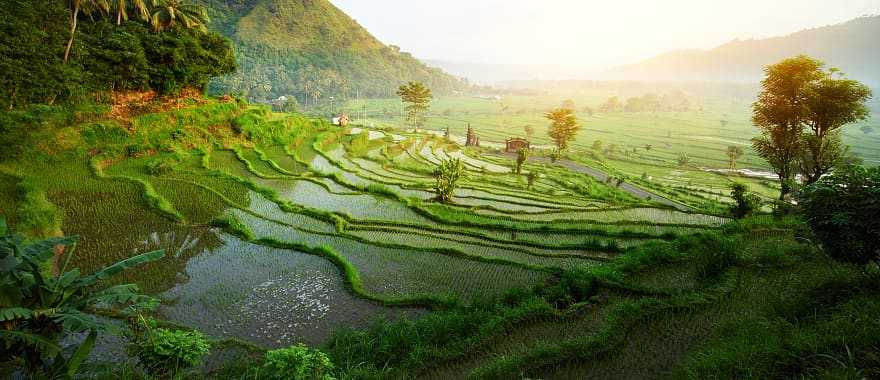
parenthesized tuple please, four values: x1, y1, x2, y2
(492, 153, 696, 211)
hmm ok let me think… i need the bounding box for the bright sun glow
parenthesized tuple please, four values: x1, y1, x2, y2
(332, 0, 880, 68)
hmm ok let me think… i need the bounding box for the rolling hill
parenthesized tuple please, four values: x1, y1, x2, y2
(606, 15, 880, 85)
(201, 0, 466, 102)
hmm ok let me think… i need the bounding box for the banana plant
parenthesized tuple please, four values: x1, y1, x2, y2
(0, 219, 164, 378)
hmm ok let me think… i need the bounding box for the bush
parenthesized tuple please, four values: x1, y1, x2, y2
(261, 344, 335, 380)
(433, 158, 464, 202)
(129, 319, 211, 378)
(800, 165, 880, 266)
(538, 268, 597, 308)
(146, 158, 176, 176)
(729, 183, 761, 219)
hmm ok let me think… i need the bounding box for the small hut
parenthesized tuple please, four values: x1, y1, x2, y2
(332, 114, 350, 126)
(505, 138, 530, 153)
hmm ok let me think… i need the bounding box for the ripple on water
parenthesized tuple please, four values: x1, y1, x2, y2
(160, 234, 422, 348)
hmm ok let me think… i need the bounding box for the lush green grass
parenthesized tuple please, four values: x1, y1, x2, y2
(343, 92, 877, 211)
(8, 97, 873, 379)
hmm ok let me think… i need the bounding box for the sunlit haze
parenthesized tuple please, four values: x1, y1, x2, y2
(331, 0, 880, 69)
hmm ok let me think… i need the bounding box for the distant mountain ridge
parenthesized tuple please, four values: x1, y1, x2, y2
(201, 0, 466, 102)
(423, 60, 597, 85)
(606, 15, 880, 85)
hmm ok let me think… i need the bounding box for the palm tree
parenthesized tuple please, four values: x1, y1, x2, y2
(64, 0, 110, 63)
(726, 146, 744, 170)
(150, 0, 208, 32)
(113, 0, 149, 25)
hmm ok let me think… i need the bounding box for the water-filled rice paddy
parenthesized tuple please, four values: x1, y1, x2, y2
(161, 234, 421, 347)
(22, 123, 731, 351)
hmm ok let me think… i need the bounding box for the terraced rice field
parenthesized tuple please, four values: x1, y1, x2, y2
(65, 120, 730, 349)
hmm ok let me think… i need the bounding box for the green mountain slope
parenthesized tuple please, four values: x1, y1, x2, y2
(202, 0, 466, 102)
(606, 16, 880, 85)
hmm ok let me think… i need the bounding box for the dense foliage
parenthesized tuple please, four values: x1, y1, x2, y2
(801, 165, 880, 265)
(0, 0, 235, 109)
(729, 183, 761, 219)
(515, 148, 529, 174)
(546, 108, 580, 150)
(598, 91, 690, 113)
(752, 55, 871, 199)
(433, 158, 464, 202)
(0, 221, 163, 377)
(202, 0, 466, 103)
(260, 344, 335, 380)
(128, 317, 212, 378)
(397, 81, 433, 128)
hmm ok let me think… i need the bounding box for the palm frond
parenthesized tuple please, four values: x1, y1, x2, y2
(53, 310, 107, 333)
(65, 330, 97, 377)
(21, 236, 78, 259)
(77, 250, 164, 286)
(0, 307, 33, 321)
(0, 330, 62, 355)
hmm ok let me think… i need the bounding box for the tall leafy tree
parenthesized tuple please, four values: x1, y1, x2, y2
(396, 81, 432, 128)
(800, 74, 872, 184)
(150, 0, 208, 32)
(752, 56, 825, 200)
(545, 108, 580, 150)
(726, 146, 744, 169)
(753, 56, 872, 199)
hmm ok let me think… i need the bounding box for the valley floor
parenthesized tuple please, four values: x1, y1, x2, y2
(1, 99, 877, 378)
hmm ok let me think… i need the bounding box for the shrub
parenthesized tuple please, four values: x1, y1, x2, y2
(800, 165, 880, 266)
(129, 318, 211, 378)
(433, 158, 464, 202)
(729, 182, 761, 219)
(538, 268, 597, 308)
(261, 344, 335, 380)
(146, 158, 176, 176)
(677, 152, 690, 167)
(515, 148, 529, 174)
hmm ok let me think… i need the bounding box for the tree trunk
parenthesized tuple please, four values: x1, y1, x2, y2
(117, 10, 122, 25)
(778, 175, 790, 201)
(64, 5, 79, 63)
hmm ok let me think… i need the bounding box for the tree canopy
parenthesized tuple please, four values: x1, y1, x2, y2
(751, 55, 871, 200)
(0, 0, 235, 110)
(545, 108, 580, 150)
(397, 81, 433, 128)
(801, 165, 880, 266)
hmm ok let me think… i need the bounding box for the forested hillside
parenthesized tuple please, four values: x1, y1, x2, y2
(0, 0, 235, 110)
(607, 15, 880, 85)
(201, 0, 467, 103)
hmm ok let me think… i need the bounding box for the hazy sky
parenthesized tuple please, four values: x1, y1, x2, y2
(331, 0, 880, 69)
